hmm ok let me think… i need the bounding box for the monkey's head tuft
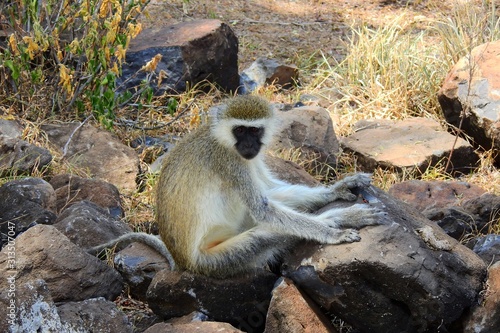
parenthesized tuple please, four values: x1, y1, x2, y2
(222, 95, 273, 121)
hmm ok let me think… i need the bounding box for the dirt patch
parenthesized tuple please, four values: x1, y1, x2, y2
(140, 0, 452, 69)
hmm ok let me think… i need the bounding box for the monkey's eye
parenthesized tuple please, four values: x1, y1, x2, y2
(248, 127, 259, 134)
(234, 126, 245, 134)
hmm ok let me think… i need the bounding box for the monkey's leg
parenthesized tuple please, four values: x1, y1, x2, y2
(195, 228, 296, 278)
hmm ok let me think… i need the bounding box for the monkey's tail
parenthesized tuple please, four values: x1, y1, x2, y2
(87, 232, 176, 270)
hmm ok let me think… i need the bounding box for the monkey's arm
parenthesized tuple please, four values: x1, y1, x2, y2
(266, 173, 373, 211)
(87, 232, 176, 270)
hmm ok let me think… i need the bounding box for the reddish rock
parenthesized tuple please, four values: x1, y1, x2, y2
(144, 321, 243, 333)
(240, 57, 299, 93)
(438, 40, 500, 163)
(0, 224, 123, 302)
(42, 123, 140, 194)
(388, 180, 486, 212)
(271, 105, 340, 168)
(147, 269, 277, 331)
(50, 174, 123, 217)
(264, 278, 336, 333)
(265, 155, 319, 187)
(341, 118, 478, 173)
(54, 201, 131, 249)
(464, 261, 500, 332)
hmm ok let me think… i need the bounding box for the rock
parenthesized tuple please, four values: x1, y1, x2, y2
(0, 224, 123, 302)
(283, 186, 486, 333)
(462, 193, 500, 229)
(388, 180, 486, 212)
(463, 261, 500, 333)
(340, 118, 479, 173)
(0, 178, 57, 248)
(240, 57, 299, 93)
(388, 180, 487, 239)
(438, 40, 500, 163)
(264, 278, 335, 333)
(428, 206, 478, 240)
(0, 135, 52, 174)
(0, 119, 23, 139)
(57, 298, 133, 333)
(54, 200, 131, 249)
(0, 279, 63, 333)
(121, 19, 239, 94)
(144, 321, 243, 333)
(402, 192, 500, 241)
(166, 311, 208, 325)
(114, 242, 170, 301)
(271, 105, 340, 168)
(0, 280, 132, 333)
(50, 174, 123, 217)
(147, 269, 277, 331)
(42, 122, 139, 194)
(472, 235, 500, 264)
(265, 155, 320, 187)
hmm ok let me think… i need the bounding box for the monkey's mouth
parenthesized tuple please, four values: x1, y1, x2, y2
(236, 144, 260, 160)
(240, 151, 259, 160)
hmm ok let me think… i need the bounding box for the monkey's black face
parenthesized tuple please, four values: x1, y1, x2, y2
(232, 126, 264, 160)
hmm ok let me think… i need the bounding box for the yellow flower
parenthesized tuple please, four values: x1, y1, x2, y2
(141, 54, 162, 72)
(127, 22, 142, 39)
(111, 62, 120, 75)
(104, 47, 111, 62)
(114, 44, 126, 64)
(8, 34, 19, 56)
(99, 0, 110, 18)
(69, 39, 80, 54)
(22, 36, 40, 60)
(58, 64, 73, 95)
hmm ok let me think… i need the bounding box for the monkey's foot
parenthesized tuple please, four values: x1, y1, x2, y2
(319, 204, 386, 228)
(324, 228, 361, 244)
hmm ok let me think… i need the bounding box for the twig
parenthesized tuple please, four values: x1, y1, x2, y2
(241, 18, 330, 27)
(62, 115, 93, 158)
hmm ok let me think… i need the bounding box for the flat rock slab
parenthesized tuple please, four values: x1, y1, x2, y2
(438, 40, 500, 163)
(389, 180, 486, 212)
(42, 123, 139, 194)
(340, 117, 478, 173)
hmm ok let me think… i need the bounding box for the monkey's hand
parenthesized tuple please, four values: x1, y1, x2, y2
(327, 173, 372, 202)
(318, 204, 386, 229)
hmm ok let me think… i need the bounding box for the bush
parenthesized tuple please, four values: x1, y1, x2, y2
(0, 0, 148, 128)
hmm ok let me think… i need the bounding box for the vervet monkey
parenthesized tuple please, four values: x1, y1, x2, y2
(154, 95, 384, 278)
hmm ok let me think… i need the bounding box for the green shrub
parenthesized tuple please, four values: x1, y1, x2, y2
(0, 0, 148, 128)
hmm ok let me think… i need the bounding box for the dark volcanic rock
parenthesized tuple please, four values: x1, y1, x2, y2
(283, 186, 486, 333)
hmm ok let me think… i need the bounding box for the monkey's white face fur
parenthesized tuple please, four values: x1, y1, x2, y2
(209, 104, 277, 151)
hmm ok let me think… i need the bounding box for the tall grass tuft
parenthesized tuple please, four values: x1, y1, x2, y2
(307, 14, 447, 135)
(434, 0, 500, 65)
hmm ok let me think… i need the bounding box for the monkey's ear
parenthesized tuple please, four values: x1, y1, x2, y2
(208, 104, 227, 123)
